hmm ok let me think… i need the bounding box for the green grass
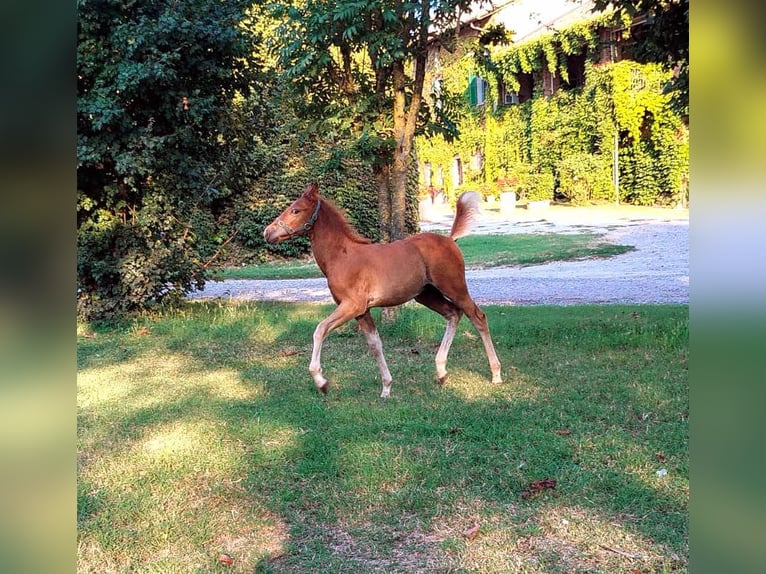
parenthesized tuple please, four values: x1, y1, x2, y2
(78, 302, 688, 573)
(457, 233, 632, 268)
(214, 233, 634, 280)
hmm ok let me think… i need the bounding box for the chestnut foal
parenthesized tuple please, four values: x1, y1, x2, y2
(263, 183, 502, 397)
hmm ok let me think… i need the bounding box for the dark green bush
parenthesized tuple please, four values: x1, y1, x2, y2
(213, 147, 420, 265)
(77, 196, 204, 319)
(556, 153, 613, 203)
(525, 171, 555, 202)
(77, 0, 263, 320)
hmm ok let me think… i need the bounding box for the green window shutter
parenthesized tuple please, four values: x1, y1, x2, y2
(468, 74, 478, 106)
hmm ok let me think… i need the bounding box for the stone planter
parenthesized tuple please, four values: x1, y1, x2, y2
(419, 198, 437, 221)
(499, 191, 516, 215)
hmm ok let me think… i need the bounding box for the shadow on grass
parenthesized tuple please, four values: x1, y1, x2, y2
(77, 301, 688, 572)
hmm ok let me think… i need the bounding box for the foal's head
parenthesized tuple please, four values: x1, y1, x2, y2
(263, 182, 321, 244)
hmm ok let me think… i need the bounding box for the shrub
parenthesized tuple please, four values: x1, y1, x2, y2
(77, 0, 262, 320)
(503, 163, 532, 199)
(556, 153, 613, 204)
(525, 171, 555, 202)
(76, 198, 204, 320)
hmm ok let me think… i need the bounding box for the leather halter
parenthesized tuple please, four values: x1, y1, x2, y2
(277, 198, 321, 237)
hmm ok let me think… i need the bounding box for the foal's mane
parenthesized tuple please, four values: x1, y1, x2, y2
(319, 197, 372, 245)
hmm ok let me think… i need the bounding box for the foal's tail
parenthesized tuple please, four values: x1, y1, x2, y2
(449, 191, 481, 241)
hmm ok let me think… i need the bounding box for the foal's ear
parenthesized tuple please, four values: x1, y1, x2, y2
(304, 182, 319, 200)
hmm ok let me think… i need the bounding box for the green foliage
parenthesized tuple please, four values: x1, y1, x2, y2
(492, 11, 622, 83)
(77, 0, 270, 319)
(77, 192, 204, 318)
(556, 153, 613, 203)
(503, 163, 532, 195)
(524, 171, 555, 202)
(593, 0, 689, 115)
(417, 23, 688, 207)
(268, 0, 477, 240)
(610, 61, 668, 141)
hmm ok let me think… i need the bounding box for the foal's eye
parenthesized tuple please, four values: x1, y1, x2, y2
(291, 208, 300, 215)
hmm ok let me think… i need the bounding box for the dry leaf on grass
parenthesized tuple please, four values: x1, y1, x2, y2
(462, 523, 481, 540)
(217, 553, 234, 566)
(521, 477, 557, 499)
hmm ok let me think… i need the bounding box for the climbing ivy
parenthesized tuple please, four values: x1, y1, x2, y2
(490, 11, 625, 91)
(415, 13, 688, 207)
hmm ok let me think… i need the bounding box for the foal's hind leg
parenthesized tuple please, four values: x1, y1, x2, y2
(415, 286, 463, 386)
(429, 282, 503, 384)
(459, 299, 503, 384)
(356, 311, 393, 398)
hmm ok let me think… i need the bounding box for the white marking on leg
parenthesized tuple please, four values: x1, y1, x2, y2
(360, 319, 393, 398)
(468, 307, 503, 384)
(310, 325, 328, 390)
(435, 315, 459, 383)
(307, 305, 359, 393)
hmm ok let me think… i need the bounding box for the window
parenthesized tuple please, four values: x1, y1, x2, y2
(503, 90, 519, 105)
(517, 73, 533, 102)
(451, 155, 463, 187)
(470, 148, 484, 172)
(542, 69, 559, 97)
(498, 79, 519, 106)
(423, 161, 432, 187)
(564, 53, 586, 89)
(431, 76, 443, 110)
(468, 74, 488, 106)
(435, 166, 444, 188)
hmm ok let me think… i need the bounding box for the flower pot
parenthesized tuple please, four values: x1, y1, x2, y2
(500, 191, 516, 215)
(418, 198, 436, 221)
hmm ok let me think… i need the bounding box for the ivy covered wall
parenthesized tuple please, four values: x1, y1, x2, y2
(215, 140, 421, 265)
(416, 12, 689, 207)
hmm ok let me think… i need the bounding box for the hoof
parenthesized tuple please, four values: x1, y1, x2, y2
(491, 376, 503, 384)
(437, 374, 449, 386)
(318, 382, 328, 395)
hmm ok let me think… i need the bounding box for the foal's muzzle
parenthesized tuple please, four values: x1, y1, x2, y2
(263, 225, 281, 244)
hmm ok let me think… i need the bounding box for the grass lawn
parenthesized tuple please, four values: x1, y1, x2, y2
(78, 302, 688, 573)
(214, 233, 633, 280)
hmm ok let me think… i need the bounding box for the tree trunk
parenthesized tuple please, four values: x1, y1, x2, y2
(373, 162, 391, 243)
(390, 156, 408, 241)
(389, 19, 428, 241)
(390, 61, 412, 242)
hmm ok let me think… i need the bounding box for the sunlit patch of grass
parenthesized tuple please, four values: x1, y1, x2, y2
(78, 302, 687, 572)
(78, 408, 294, 573)
(443, 366, 544, 403)
(78, 353, 257, 411)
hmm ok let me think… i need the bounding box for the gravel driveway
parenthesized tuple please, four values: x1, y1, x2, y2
(189, 206, 688, 306)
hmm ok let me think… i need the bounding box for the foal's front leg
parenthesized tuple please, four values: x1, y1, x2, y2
(357, 311, 393, 398)
(309, 303, 360, 394)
